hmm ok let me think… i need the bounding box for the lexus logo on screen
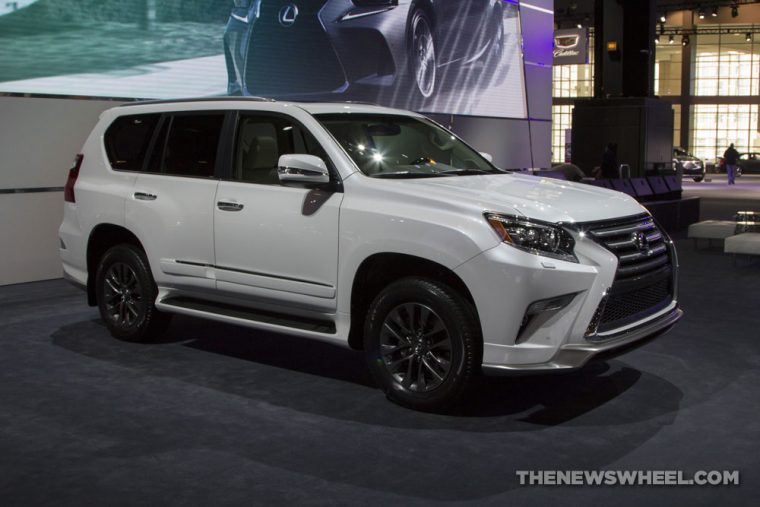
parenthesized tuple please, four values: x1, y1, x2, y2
(278, 4, 299, 27)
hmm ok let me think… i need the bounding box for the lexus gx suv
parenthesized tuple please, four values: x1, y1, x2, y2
(60, 98, 682, 411)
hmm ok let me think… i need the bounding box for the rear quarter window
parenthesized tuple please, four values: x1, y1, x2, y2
(104, 114, 161, 171)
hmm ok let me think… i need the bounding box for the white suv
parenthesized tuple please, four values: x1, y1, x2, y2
(60, 98, 682, 411)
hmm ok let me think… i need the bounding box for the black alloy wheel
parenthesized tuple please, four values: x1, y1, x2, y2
(410, 9, 437, 99)
(96, 244, 170, 342)
(364, 277, 481, 411)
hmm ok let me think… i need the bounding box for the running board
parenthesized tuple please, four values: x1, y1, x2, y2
(159, 296, 336, 334)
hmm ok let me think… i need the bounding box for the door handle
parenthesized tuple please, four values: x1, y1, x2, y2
(217, 201, 244, 212)
(134, 192, 157, 201)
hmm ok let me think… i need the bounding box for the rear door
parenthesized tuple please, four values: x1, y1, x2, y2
(212, 112, 343, 312)
(126, 111, 227, 290)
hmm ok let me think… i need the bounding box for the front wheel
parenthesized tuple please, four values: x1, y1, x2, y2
(363, 278, 481, 411)
(409, 9, 437, 99)
(693, 176, 704, 182)
(95, 244, 171, 342)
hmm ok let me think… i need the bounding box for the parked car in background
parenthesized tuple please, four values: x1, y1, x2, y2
(715, 153, 760, 176)
(673, 147, 705, 182)
(737, 153, 760, 174)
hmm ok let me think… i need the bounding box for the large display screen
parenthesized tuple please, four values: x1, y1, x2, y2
(0, 1, 527, 119)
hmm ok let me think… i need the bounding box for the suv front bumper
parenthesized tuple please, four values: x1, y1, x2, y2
(482, 305, 682, 373)
(454, 214, 680, 373)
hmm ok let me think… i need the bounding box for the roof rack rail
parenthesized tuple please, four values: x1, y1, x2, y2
(118, 96, 276, 107)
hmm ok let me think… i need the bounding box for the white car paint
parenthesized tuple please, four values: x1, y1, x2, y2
(60, 99, 681, 372)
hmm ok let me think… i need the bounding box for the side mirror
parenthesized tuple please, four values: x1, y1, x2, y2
(480, 152, 494, 163)
(277, 154, 330, 186)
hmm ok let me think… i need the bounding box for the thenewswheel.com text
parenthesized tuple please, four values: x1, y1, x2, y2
(516, 470, 740, 486)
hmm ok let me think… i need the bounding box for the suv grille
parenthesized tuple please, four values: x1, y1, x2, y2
(584, 214, 674, 336)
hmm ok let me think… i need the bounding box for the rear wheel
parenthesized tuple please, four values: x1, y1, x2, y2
(363, 278, 481, 411)
(96, 244, 170, 342)
(693, 176, 704, 182)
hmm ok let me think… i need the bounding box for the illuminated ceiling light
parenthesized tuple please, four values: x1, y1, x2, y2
(669, 34, 675, 44)
(682, 34, 690, 46)
(660, 13, 667, 23)
(747, 33, 753, 42)
(731, 5, 739, 18)
(698, 8, 705, 19)
(711, 6, 718, 17)
(577, 22, 582, 29)
(654, 36, 660, 44)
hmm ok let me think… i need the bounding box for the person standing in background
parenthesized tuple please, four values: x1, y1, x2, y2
(600, 143, 619, 179)
(723, 143, 740, 185)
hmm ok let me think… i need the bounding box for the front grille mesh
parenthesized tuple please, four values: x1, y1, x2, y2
(599, 278, 670, 327)
(585, 214, 674, 336)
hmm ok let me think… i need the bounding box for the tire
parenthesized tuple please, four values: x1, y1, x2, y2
(693, 176, 704, 182)
(95, 244, 171, 342)
(363, 277, 481, 411)
(409, 9, 437, 99)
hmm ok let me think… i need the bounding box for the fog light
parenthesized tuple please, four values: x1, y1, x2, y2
(526, 293, 576, 315)
(516, 293, 577, 343)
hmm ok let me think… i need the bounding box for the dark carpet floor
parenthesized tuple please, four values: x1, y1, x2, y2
(1, 236, 758, 506)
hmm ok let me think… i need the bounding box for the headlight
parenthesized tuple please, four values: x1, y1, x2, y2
(484, 213, 578, 263)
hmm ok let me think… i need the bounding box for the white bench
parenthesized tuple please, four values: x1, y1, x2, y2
(725, 233, 760, 264)
(688, 220, 737, 248)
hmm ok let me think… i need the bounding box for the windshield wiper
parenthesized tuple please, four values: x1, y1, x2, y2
(369, 171, 455, 179)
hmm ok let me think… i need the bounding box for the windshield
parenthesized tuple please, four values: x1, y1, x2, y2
(315, 114, 502, 178)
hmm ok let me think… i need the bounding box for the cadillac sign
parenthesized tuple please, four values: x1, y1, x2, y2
(554, 28, 589, 65)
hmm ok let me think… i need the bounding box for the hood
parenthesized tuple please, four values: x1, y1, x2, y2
(675, 154, 701, 163)
(396, 173, 645, 224)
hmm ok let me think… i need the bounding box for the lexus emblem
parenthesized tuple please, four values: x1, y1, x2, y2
(632, 231, 649, 252)
(278, 4, 299, 27)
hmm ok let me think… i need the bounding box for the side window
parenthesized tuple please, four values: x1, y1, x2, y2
(104, 114, 160, 171)
(160, 114, 225, 178)
(234, 115, 329, 185)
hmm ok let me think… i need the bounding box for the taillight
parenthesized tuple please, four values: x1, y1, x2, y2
(64, 154, 83, 203)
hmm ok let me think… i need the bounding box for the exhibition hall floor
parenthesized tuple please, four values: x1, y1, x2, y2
(1, 236, 758, 506)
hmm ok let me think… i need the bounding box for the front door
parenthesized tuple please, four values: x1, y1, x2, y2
(213, 112, 342, 313)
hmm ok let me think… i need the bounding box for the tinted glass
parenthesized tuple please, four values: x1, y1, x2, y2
(162, 114, 225, 178)
(315, 114, 500, 178)
(235, 115, 328, 185)
(104, 114, 160, 171)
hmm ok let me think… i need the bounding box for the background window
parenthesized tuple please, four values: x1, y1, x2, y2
(690, 104, 760, 160)
(104, 114, 160, 171)
(693, 31, 760, 97)
(161, 114, 224, 178)
(551, 105, 574, 163)
(654, 44, 682, 96)
(235, 115, 327, 185)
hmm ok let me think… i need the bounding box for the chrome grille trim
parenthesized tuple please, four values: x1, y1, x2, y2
(578, 213, 676, 338)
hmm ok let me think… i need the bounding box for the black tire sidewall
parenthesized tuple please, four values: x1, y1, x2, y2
(407, 9, 436, 102)
(363, 278, 479, 410)
(95, 244, 163, 341)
